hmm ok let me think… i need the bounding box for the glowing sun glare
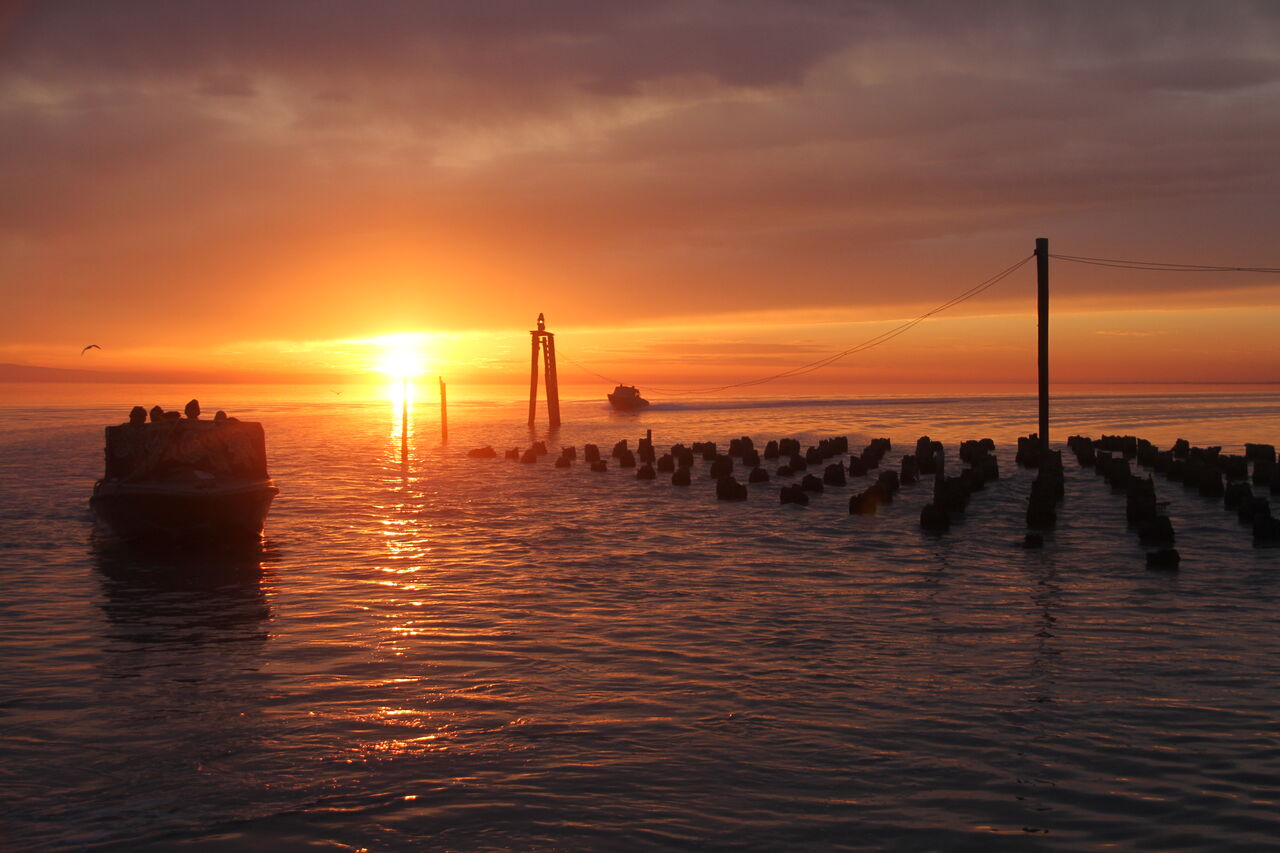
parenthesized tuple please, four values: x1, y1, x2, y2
(374, 334, 430, 379)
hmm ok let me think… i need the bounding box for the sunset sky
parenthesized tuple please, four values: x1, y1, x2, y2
(3, 1, 1279, 386)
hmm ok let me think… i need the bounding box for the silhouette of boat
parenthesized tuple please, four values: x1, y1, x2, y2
(91, 410, 277, 542)
(608, 384, 650, 411)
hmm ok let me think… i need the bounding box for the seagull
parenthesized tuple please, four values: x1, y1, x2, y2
(80, 344, 102, 356)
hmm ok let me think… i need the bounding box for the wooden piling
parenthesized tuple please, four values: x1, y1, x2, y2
(401, 377, 409, 463)
(439, 377, 448, 443)
(527, 332, 540, 426)
(1036, 237, 1050, 452)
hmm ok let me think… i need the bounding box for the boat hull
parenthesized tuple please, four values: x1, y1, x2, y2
(608, 394, 650, 411)
(91, 480, 278, 542)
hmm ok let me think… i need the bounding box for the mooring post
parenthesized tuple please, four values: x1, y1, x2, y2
(1036, 237, 1050, 452)
(439, 377, 448, 443)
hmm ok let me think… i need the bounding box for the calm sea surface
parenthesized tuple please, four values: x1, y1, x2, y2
(2, 383, 1278, 852)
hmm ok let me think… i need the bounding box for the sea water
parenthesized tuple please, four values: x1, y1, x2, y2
(1, 383, 1278, 851)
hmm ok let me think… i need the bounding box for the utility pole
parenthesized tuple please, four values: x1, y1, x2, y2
(1036, 237, 1050, 452)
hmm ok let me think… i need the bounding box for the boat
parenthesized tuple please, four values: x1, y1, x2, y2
(608, 384, 650, 411)
(90, 405, 278, 542)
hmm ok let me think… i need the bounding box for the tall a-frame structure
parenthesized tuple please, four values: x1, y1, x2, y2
(527, 313, 561, 427)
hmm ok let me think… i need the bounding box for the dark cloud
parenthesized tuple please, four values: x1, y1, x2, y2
(1, 1, 1279, 346)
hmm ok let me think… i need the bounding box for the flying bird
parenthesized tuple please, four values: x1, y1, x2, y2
(80, 344, 102, 356)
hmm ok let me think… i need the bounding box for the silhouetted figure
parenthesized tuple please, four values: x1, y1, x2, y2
(184, 399, 201, 420)
(163, 411, 181, 421)
(128, 406, 146, 426)
(149, 405, 164, 423)
(214, 410, 229, 423)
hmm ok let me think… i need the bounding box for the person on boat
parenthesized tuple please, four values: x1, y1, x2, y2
(184, 399, 201, 420)
(128, 406, 146, 426)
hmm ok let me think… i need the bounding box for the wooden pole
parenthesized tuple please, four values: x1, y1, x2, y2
(439, 377, 448, 443)
(1036, 237, 1049, 452)
(527, 333, 540, 426)
(401, 376, 409, 462)
(544, 333, 561, 428)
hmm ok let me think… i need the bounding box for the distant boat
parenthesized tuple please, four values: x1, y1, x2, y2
(91, 413, 277, 542)
(608, 384, 650, 411)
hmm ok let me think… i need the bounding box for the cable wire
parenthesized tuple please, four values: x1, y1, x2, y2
(559, 253, 1034, 396)
(1050, 253, 1280, 273)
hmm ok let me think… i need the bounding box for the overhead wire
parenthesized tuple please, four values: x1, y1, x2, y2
(1050, 253, 1280, 274)
(558, 253, 1034, 396)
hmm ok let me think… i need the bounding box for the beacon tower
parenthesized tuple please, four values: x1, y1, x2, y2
(528, 313, 561, 428)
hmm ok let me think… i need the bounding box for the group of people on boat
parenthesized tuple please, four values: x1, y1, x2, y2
(124, 399, 238, 426)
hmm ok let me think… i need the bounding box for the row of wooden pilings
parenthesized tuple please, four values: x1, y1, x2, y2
(469, 431, 1006, 527)
(1013, 433, 1280, 569)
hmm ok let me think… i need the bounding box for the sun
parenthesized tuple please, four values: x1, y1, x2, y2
(378, 347, 422, 379)
(372, 333, 432, 379)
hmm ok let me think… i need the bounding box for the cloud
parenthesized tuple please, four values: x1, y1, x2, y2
(1, 0, 1279, 354)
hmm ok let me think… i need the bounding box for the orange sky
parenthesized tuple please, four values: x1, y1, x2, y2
(2, 2, 1279, 387)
